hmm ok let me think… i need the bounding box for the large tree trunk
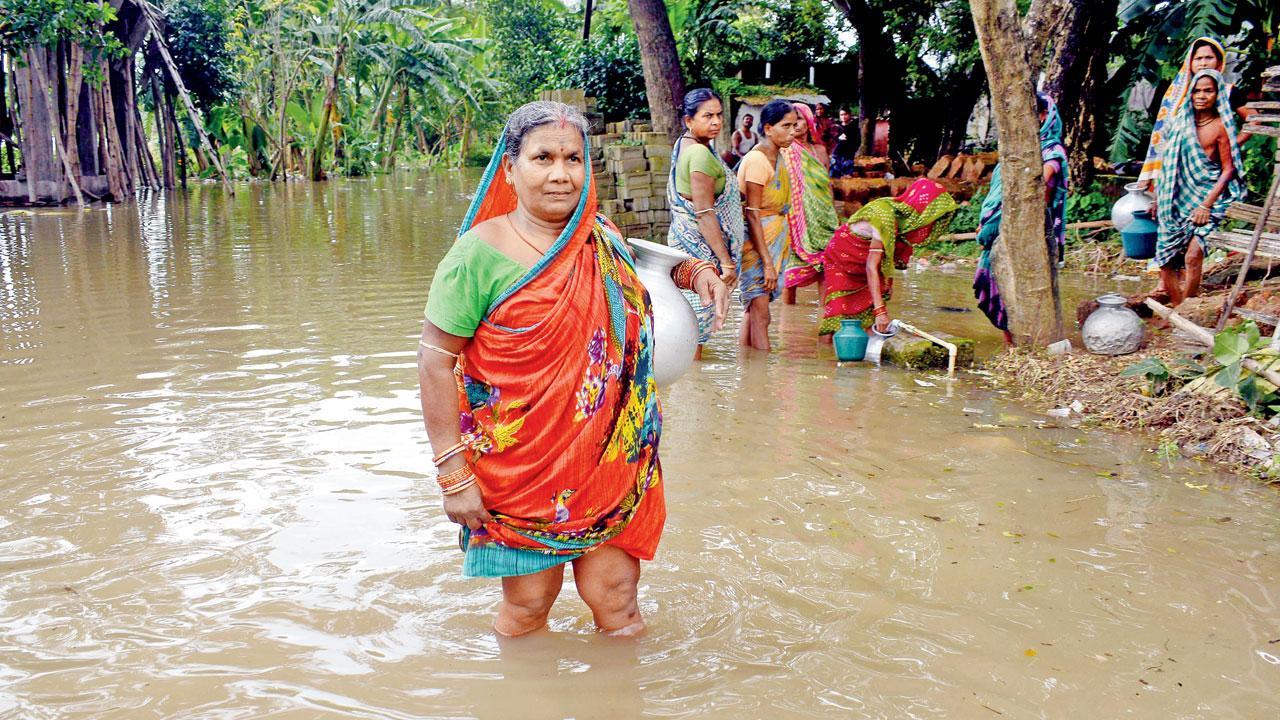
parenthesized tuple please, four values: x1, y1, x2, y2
(97, 58, 131, 200)
(30, 48, 84, 205)
(627, 0, 685, 141)
(830, 0, 902, 157)
(1042, 0, 1118, 187)
(13, 54, 52, 203)
(970, 0, 1062, 345)
(62, 44, 85, 189)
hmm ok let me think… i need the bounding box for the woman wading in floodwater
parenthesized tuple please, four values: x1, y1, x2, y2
(667, 88, 744, 357)
(738, 99, 798, 350)
(417, 101, 727, 637)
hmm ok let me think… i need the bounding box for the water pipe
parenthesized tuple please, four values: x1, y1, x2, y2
(896, 321, 958, 378)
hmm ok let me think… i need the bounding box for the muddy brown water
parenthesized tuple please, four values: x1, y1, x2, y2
(1, 172, 1277, 719)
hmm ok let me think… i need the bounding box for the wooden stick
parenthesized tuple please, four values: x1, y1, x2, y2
(1144, 298, 1280, 388)
(1216, 151, 1280, 332)
(939, 219, 1113, 242)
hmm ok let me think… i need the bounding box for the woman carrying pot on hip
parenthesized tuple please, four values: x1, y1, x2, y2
(418, 101, 728, 637)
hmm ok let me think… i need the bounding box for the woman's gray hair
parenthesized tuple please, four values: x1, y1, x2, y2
(503, 101, 590, 162)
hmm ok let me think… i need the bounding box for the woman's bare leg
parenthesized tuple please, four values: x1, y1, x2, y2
(747, 296, 772, 350)
(494, 565, 565, 637)
(572, 546, 644, 635)
(783, 286, 797, 305)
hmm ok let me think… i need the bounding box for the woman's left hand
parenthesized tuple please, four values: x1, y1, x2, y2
(693, 269, 731, 332)
(872, 312, 893, 335)
(1190, 206, 1211, 226)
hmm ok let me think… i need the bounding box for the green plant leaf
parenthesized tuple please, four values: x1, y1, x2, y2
(1170, 358, 1207, 379)
(1239, 375, 1261, 412)
(1214, 331, 1250, 366)
(1120, 357, 1170, 378)
(1215, 361, 1242, 389)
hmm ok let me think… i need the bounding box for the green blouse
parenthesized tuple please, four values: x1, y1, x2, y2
(424, 230, 529, 337)
(675, 141, 726, 197)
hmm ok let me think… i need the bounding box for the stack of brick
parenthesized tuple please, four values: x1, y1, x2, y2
(538, 89, 604, 134)
(588, 119, 673, 241)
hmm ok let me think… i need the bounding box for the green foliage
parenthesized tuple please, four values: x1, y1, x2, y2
(950, 184, 988, 235)
(1120, 356, 1205, 396)
(482, 0, 574, 106)
(1241, 135, 1277, 199)
(1212, 322, 1280, 415)
(1123, 322, 1280, 416)
(0, 0, 125, 81)
(164, 0, 241, 112)
(1065, 183, 1113, 223)
(556, 34, 648, 122)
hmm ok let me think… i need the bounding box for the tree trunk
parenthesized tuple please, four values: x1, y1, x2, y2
(171, 95, 188, 189)
(76, 79, 98, 176)
(30, 48, 85, 205)
(122, 56, 143, 188)
(151, 72, 175, 189)
(311, 43, 345, 181)
(134, 101, 159, 188)
(97, 58, 131, 200)
(63, 44, 85, 187)
(1042, 0, 1117, 187)
(830, 0, 901, 157)
(627, 0, 685, 141)
(13, 54, 51, 203)
(970, 0, 1062, 345)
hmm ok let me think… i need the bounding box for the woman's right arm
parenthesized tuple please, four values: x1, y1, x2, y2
(418, 321, 492, 530)
(690, 170, 737, 286)
(861, 224, 891, 332)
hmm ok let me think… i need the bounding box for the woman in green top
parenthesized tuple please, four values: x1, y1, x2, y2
(666, 88, 745, 354)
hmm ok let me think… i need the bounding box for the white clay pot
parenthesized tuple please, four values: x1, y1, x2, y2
(628, 238, 699, 387)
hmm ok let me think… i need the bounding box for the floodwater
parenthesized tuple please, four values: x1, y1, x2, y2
(1, 171, 1277, 719)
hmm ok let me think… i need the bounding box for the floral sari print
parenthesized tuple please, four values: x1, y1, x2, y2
(450, 128, 666, 576)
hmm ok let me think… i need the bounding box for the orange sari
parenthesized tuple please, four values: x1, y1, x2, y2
(454, 136, 665, 572)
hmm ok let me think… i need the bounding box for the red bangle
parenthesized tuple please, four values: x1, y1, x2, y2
(873, 306, 888, 317)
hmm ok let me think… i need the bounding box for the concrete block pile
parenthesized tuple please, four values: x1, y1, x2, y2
(589, 120, 673, 242)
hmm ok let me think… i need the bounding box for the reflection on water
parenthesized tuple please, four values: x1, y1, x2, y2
(1, 173, 1277, 718)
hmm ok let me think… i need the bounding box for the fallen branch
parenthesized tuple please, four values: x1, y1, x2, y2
(1144, 297, 1280, 388)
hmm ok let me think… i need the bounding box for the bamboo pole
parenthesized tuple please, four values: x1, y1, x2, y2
(1216, 149, 1280, 332)
(1144, 297, 1280, 388)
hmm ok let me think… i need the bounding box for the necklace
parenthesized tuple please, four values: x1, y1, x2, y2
(1196, 116, 1216, 128)
(507, 214, 547, 257)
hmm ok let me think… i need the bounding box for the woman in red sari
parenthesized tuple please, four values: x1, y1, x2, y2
(417, 102, 726, 637)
